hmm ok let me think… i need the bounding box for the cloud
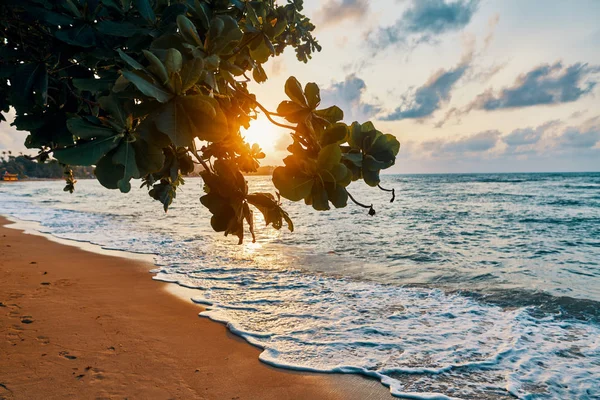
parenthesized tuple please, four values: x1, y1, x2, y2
(319, 74, 381, 122)
(268, 58, 285, 77)
(502, 121, 559, 147)
(369, 0, 480, 50)
(483, 13, 500, 50)
(316, 0, 369, 27)
(0, 109, 29, 154)
(559, 120, 600, 149)
(422, 130, 501, 155)
(416, 118, 599, 160)
(381, 62, 469, 121)
(445, 130, 500, 152)
(468, 62, 600, 111)
(393, 118, 600, 173)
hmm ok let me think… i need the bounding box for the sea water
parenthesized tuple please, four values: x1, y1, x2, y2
(1, 173, 599, 399)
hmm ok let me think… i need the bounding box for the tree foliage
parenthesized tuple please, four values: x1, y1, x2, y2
(0, 0, 400, 244)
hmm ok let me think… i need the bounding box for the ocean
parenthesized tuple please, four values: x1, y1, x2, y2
(1, 172, 599, 399)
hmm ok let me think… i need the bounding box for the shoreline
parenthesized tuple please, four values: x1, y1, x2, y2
(0, 215, 394, 400)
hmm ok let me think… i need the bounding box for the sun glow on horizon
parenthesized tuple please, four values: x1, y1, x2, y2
(241, 114, 287, 157)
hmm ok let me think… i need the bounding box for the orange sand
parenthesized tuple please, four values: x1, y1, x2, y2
(0, 217, 393, 399)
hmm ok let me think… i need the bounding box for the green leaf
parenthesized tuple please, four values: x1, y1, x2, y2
(53, 135, 122, 166)
(285, 76, 308, 107)
(246, 193, 294, 232)
(317, 144, 342, 171)
(98, 94, 127, 128)
(142, 50, 169, 85)
(305, 82, 320, 109)
(210, 16, 243, 54)
(122, 70, 173, 103)
(321, 123, 347, 146)
(55, 24, 97, 47)
(252, 63, 267, 83)
(276, 101, 308, 123)
(95, 152, 123, 190)
(11, 114, 44, 131)
(362, 167, 380, 187)
(342, 152, 362, 167)
(315, 106, 343, 123)
(176, 14, 202, 46)
(133, 137, 165, 175)
(180, 57, 205, 91)
(310, 181, 330, 211)
(272, 167, 313, 201)
(184, 96, 228, 142)
(165, 48, 183, 75)
(322, 163, 350, 184)
(326, 184, 348, 208)
(134, 0, 156, 22)
(363, 154, 387, 171)
(113, 141, 141, 193)
(249, 35, 272, 64)
(155, 100, 195, 147)
(370, 133, 401, 159)
(96, 20, 147, 37)
(62, 0, 83, 18)
(10, 63, 48, 111)
(72, 77, 114, 92)
(117, 49, 144, 70)
(66, 118, 116, 139)
(246, 4, 260, 26)
(27, 7, 74, 26)
(149, 180, 176, 212)
(190, 0, 210, 30)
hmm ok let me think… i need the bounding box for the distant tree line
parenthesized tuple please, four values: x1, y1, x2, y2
(1, 151, 94, 179)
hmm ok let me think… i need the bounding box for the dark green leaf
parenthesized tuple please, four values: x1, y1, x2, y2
(305, 82, 320, 109)
(272, 166, 313, 201)
(122, 70, 173, 103)
(317, 144, 342, 171)
(66, 118, 115, 139)
(315, 106, 344, 123)
(134, 0, 156, 22)
(285, 76, 308, 107)
(96, 20, 147, 37)
(55, 24, 97, 47)
(95, 152, 124, 189)
(321, 123, 347, 146)
(72, 78, 114, 92)
(53, 135, 122, 166)
(176, 14, 202, 46)
(113, 141, 141, 192)
(117, 49, 144, 70)
(142, 50, 169, 85)
(180, 57, 205, 91)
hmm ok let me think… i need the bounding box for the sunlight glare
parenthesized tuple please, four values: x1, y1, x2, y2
(241, 114, 286, 154)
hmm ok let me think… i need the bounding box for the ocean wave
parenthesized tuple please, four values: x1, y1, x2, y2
(2, 175, 600, 399)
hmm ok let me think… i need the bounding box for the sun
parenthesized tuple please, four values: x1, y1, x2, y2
(240, 114, 287, 155)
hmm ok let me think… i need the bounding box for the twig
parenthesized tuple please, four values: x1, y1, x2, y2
(377, 184, 395, 203)
(230, 86, 296, 130)
(345, 189, 375, 216)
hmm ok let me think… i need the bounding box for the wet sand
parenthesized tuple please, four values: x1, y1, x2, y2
(0, 216, 394, 400)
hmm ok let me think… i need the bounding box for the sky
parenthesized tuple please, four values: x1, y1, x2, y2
(2, 0, 599, 173)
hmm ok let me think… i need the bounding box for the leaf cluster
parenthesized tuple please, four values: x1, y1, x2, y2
(0, 0, 398, 244)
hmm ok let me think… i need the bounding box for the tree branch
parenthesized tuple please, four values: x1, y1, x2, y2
(230, 86, 297, 130)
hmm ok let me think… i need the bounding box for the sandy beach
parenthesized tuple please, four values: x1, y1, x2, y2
(0, 216, 393, 400)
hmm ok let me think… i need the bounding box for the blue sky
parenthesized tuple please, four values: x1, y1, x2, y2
(1, 0, 599, 173)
